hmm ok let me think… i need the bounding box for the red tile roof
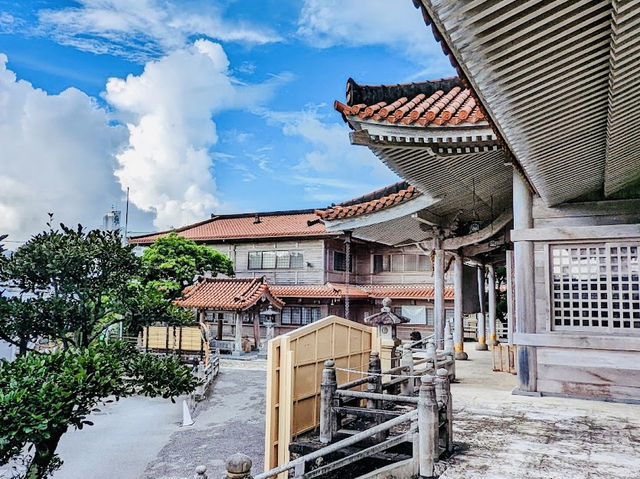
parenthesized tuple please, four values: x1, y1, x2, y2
(360, 284, 455, 300)
(129, 210, 333, 244)
(335, 78, 486, 127)
(175, 277, 284, 310)
(270, 283, 453, 300)
(315, 184, 419, 221)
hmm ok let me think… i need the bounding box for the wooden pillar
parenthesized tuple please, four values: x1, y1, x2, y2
(434, 244, 445, 349)
(253, 310, 260, 351)
(513, 169, 537, 392)
(453, 254, 467, 360)
(234, 312, 242, 355)
(506, 249, 515, 346)
(475, 265, 488, 350)
(487, 264, 498, 346)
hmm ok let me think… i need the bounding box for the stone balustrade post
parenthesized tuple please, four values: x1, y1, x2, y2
(224, 453, 252, 479)
(400, 345, 414, 396)
(417, 375, 438, 479)
(435, 368, 453, 454)
(320, 359, 338, 444)
(194, 465, 207, 479)
(425, 340, 437, 372)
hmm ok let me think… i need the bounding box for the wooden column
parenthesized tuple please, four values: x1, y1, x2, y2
(487, 264, 498, 346)
(475, 265, 488, 350)
(234, 312, 242, 356)
(434, 244, 445, 349)
(513, 169, 537, 392)
(453, 254, 467, 359)
(253, 310, 260, 351)
(505, 249, 515, 346)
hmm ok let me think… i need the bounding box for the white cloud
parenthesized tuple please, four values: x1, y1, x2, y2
(104, 39, 279, 230)
(0, 54, 128, 241)
(37, 0, 282, 61)
(297, 0, 451, 72)
(262, 108, 399, 203)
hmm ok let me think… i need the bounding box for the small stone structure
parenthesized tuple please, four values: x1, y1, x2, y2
(363, 297, 410, 372)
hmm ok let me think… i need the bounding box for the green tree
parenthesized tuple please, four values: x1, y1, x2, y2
(0, 224, 199, 478)
(0, 342, 197, 479)
(0, 222, 140, 350)
(141, 232, 234, 298)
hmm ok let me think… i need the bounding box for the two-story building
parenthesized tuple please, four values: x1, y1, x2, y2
(129, 183, 454, 341)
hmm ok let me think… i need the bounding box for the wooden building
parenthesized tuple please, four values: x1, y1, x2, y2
(329, 1, 640, 402)
(129, 202, 455, 342)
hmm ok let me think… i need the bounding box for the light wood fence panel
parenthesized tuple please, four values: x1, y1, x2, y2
(264, 316, 380, 473)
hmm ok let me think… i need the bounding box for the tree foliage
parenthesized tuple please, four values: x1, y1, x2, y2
(141, 232, 234, 298)
(0, 341, 197, 478)
(0, 224, 200, 478)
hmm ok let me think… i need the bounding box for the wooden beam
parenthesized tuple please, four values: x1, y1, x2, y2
(442, 209, 512, 249)
(511, 223, 640, 242)
(532, 197, 640, 219)
(514, 333, 640, 352)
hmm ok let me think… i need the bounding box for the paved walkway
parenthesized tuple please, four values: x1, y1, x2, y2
(141, 365, 266, 479)
(440, 344, 640, 479)
(51, 363, 266, 479)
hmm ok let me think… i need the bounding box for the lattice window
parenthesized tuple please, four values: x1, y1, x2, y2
(551, 243, 640, 334)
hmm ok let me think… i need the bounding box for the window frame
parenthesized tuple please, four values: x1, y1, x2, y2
(247, 250, 305, 270)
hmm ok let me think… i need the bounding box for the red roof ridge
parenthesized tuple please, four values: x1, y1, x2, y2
(316, 185, 420, 221)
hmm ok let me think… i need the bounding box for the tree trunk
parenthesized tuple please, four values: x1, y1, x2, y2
(25, 430, 65, 479)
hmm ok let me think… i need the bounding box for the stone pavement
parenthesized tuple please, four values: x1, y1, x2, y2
(141, 365, 266, 479)
(440, 344, 640, 479)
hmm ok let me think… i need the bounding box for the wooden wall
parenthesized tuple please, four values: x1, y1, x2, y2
(209, 239, 326, 285)
(515, 197, 640, 401)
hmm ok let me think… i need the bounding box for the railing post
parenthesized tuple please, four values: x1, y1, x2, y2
(225, 453, 252, 479)
(367, 350, 386, 442)
(366, 350, 382, 408)
(193, 465, 207, 479)
(425, 340, 437, 372)
(320, 359, 338, 444)
(400, 345, 414, 396)
(435, 368, 453, 454)
(418, 375, 438, 478)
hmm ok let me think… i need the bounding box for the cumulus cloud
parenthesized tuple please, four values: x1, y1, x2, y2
(104, 39, 279, 229)
(37, 0, 281, 61)
(263, 108, 399, 202)
(0, 54, 127, 241)
(297, 0, 450, 71)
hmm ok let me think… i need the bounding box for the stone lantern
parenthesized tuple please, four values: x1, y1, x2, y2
(258, 304, 279, 358)
(364, 298, 410, 372)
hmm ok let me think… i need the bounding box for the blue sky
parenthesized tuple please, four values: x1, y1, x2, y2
(0, 0, 454, 241)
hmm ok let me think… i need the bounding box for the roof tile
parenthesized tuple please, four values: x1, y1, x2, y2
(129, 211, 331, 244)
(315, 185, 420, 221)
(175, 277, 284, 310)
(338, 81, 485, 128)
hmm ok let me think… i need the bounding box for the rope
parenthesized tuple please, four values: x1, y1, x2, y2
(334, 366, 435, 380)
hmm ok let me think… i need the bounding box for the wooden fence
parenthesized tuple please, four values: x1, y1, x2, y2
(264, 316, 379, 473)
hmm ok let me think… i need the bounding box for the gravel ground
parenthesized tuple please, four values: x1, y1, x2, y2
(141, 365, 266, 479)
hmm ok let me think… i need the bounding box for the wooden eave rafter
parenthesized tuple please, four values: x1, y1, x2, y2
(442, 209, 512, 250)
(416, 0, 640, 205)
(322, 194, 440, 233)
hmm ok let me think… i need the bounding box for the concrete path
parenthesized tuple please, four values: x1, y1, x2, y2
(141, 365, 266, 479)
(440, 344, 640, 479)
(51, 363, 266, 479)
(54, 395, 185, 479)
